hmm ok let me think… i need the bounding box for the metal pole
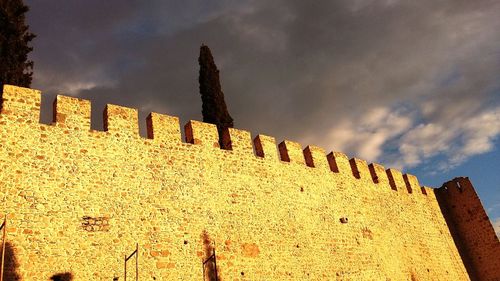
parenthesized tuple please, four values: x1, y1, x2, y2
(203, 261, 206, 281)
(212, 248, 218, 281)
(135, 243, 138, 281)
(1, 214, 7, 281)
(124, 254, 127, 281)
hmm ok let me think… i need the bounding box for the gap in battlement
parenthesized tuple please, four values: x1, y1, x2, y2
(39, 92, 57, 125)
(90, 101, 106, 131)
(251, 139, 258, 156)
(179, 118, 188, 143)
(138, 111, 149, 138)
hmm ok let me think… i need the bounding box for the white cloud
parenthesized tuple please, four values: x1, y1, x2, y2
(304, 105, 500, 172)
(33, 66, 114, 96)
(399, 123, 449, 166)
(398, 107, 500, 170)
(312, 107, 413, 162)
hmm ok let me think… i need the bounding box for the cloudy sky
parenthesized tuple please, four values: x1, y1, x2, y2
(25, 0, 499, 234)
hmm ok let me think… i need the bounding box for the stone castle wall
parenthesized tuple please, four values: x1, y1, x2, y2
(0, 85, 492, 280)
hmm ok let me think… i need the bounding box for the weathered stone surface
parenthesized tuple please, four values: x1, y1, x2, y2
(0, 85, 495, 280)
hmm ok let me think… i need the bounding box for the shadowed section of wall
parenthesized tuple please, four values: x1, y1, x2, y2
(436, 177, 500, 281)
(4, 242, 21, 281)
(202, 231, 219, 281)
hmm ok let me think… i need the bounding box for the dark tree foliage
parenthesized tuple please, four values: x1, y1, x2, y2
(0, 0, 35, 91)
(198, 45, 234, 136)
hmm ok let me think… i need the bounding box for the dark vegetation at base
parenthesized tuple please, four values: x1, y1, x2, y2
(2, 241, 74, 281)
(50, 272, 73, 281)
(4, 242, 21, 281)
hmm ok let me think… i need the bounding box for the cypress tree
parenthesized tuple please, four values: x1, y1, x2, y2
(198, 45, 234, 137)
(0, 0, 35, 91)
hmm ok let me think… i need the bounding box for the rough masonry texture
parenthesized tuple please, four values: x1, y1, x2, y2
(0, 85, 498, 280)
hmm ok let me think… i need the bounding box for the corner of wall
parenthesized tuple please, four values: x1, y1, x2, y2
(436, 177, 500, 280)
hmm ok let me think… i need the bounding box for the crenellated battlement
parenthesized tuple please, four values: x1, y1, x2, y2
(437, 177, 473, 196)
(0, 84, 428, 196)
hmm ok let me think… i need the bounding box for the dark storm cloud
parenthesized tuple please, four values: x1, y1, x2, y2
(26, 0, 500, 170)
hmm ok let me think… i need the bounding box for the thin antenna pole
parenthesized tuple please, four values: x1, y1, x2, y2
(0, 214, 7, 281)
(203, 260, 206, 281)
(135, 243, 138, 281)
